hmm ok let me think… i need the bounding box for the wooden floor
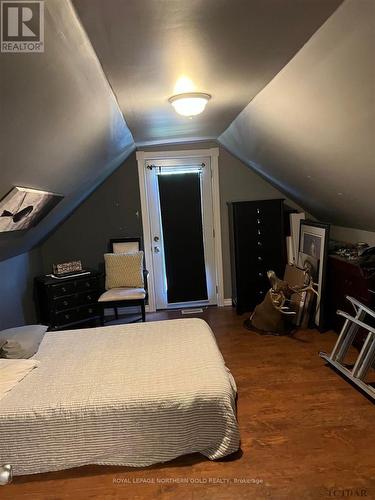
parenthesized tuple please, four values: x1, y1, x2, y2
(2, 307, 374, 499)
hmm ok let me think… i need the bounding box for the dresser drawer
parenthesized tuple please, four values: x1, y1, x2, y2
(54, 294, 78, 311)
(253, 287, 267, 304)
(78, 304, 99, 319)
(53, 293, 100, 312)
(78, 290, 100, 305)
(253, 269, 267, 280)
(76, 277, 99, 292)
(50, 282, 76, 298)
(54, 309, 78, 326)
(52, 303, 99, 327)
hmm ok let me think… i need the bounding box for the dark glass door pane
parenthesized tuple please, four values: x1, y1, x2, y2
(158, 173, 208, 303)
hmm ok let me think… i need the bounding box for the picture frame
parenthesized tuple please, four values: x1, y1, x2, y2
(298, 220, 330, 329)
(0, 186, 63, 232)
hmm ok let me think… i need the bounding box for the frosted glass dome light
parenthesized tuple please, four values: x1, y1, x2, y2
(168, 92, 211, 117)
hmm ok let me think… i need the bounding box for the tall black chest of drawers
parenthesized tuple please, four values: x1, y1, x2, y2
(35, 271, 102, 330)
(228, 199, 287, 314)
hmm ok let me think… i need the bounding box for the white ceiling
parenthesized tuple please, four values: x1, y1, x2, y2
(73, 0, 342, 145)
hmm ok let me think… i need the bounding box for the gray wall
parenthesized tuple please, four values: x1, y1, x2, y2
(41, 143, 301, 299)
(11, 143, 371, 325)
(330, 226, 375, 246)
(218, 146, 300, 296)
(41, 153, 142, 273)
(0, 248, 43, 329)
(0, 0, 134, 262)
(219, 0, 375, 231)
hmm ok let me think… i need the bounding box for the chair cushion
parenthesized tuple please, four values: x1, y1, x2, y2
(98, 287, 146, 302)
(104, 251, 144, 289)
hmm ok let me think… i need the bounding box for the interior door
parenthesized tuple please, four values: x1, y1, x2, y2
(145, 158, 216, 309)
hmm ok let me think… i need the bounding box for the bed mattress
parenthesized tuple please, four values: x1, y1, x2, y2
(0, 318, 240, 475)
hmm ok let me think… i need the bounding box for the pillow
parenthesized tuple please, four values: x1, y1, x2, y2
(112, 241, 139, 254)
(0, 359, 40, 401)
(104, 251, 144, 290)
(0, 324, 48, 359)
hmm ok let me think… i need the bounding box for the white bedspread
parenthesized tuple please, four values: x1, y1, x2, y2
(0, 318, 240, 475)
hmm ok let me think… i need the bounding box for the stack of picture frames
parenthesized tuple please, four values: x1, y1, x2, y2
(293, 220, 330, 330)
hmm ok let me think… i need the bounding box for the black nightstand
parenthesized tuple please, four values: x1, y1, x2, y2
(35, 270, 102, 330)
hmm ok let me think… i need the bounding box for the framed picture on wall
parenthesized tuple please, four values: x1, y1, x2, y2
(298, 220, 330, 329)
(0, 187, 63, 232)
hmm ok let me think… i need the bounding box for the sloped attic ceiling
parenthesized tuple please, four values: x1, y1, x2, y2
(73, 0, 342, 145)
(219, 0, 375, 231)
(0, 0, 134, 261)
(1, 0, 368, 265)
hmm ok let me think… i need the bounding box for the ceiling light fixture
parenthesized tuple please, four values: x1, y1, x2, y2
(168, 92, 211, 117)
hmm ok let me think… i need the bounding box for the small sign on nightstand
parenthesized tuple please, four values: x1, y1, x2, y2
(53, 260, 83, 275)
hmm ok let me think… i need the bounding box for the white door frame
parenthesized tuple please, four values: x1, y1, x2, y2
(136, 147, 224, 312)
(145, 158, 216, 309)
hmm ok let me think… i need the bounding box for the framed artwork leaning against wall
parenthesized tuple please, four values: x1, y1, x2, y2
(298, 220, 330, 329)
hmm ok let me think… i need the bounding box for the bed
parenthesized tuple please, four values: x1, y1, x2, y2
(0, 318, 240, 476)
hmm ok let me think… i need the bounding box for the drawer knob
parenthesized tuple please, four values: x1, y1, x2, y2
(62, 287, 66, 293)
(64, 314, 70, 320)
(87, 295, 92, 301)
(63, 301, 68, 306)
(258, 256, 263, 261)
(256, 208, 261, 214)
(257, 241, 262, 246)
(257, 219, 261, 224)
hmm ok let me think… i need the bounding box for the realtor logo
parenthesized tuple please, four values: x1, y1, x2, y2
(1, 1, 44, 52)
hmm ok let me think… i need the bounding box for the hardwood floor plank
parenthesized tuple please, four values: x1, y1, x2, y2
(1, 306, 374, 499)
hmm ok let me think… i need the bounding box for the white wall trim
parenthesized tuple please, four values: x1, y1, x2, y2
(210, 149, 224, 306)
(136, 147, 224, 311)
(136, 148, 219, 161)
(136, 150, 157, 312)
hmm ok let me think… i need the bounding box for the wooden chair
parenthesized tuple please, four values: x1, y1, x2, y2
(98, 238, 148, 324)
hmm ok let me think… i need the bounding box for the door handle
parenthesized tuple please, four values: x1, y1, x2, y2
(154, 236, 159, 242)
(154, 246, 160, 253)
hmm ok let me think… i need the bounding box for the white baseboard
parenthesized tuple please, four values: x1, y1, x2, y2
(105, 302, 232, 316)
